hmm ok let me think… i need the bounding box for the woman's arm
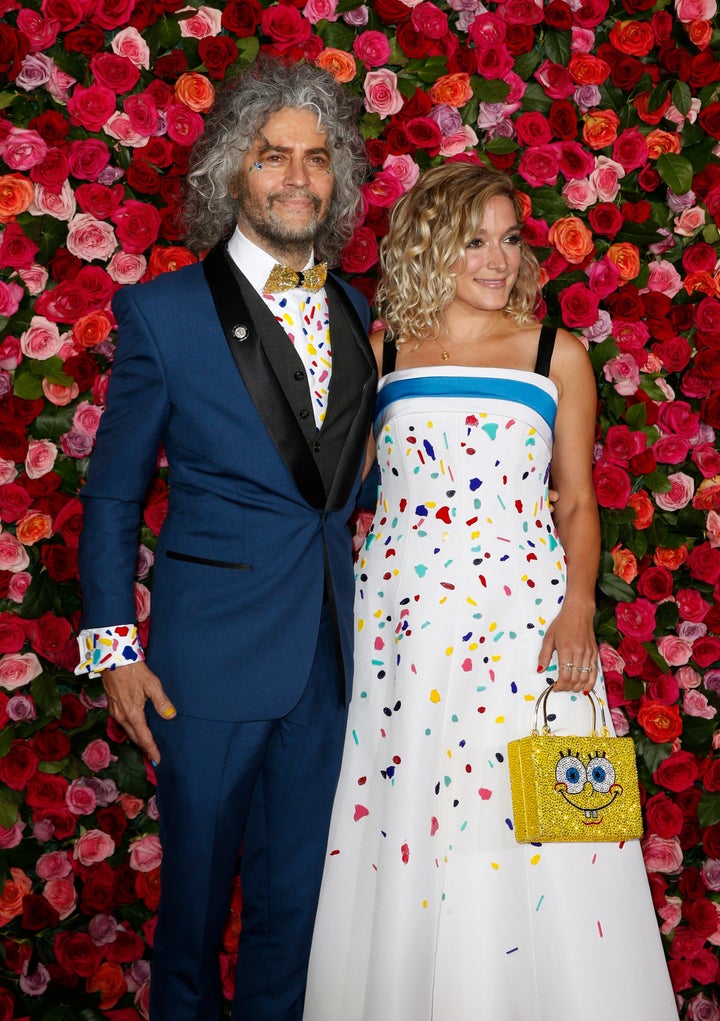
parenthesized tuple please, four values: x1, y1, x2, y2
(537, 329, 601, 692)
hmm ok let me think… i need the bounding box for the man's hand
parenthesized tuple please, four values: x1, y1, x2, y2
(102, 662, 176, 763)
(549, 487, 559, 510)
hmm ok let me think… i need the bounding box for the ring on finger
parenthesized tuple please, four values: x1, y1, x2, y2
(560, 662, 575, 671)
(577, 666, 592, 674)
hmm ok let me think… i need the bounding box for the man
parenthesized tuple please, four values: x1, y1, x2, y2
(76, 58, 376, 1021)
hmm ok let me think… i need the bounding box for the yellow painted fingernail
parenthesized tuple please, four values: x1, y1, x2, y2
(163, 706, 176, 718)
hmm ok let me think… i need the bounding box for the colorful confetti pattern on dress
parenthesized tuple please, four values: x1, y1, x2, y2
(264, 290, 331, 426)
(75, 624, 143, 675)
(304, 367, 677, 1021)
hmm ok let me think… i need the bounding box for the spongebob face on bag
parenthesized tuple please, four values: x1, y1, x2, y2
(554, 749, 624, 825)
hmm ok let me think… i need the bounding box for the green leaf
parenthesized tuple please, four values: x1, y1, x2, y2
(543, 29, 572, 66)
(645, 471, 673, 493)
(623, 676, 645, 701)
(698, 792, 720, 829)
(13, 368, 45, 401)
(0, 727, 12, 758)
(318, 20, 355, 51)
(623, 402, 648, 429)
(31, 673, 63, 719)
(647, 80, 671, 113)
(0, 91, 17, 111)
(485, 137, 519, 155)
(639, 377, 670, 402)
(656, 152, 694, 195)
(513, 50, 541, 82)
(682, 715, 719, 754)
(0, 791, 20, 830)
(598, 573, 636, 602)
(109, 743, 152, 798)
(671, 81, 692, 117)
(359, 112, 384, 141)
(474, 79, 511, 104)
(18, 570, 56, 620)
(517, 82, 552, 113)
(236, 36, 260, 67)
(633, 735, 672, 775)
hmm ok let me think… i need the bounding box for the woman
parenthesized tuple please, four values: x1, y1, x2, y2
(304, 163, 677, 1020)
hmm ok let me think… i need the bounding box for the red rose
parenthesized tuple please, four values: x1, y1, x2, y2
(0, 613, 27, 653)
(404, 117, 442, 155)
(616, 597, 657, 641)
(0, 741, 39, 791)
(104, 926, 145, 964)
(154, 50, 189, 80)
(28, 612, 73, 665)
(688, 542, 720, 584)
(29, 110, 71, 145)
(260, 4, 311, 47)
(651, 337, 692, 373)
(67, 139, 112, 182)
(89, 53, 141, 94)
(30, 147, 70, 193)
(198, 36, 238, 80)
(636, 565, 673, 601)
(96, 805, 129, 845)
(0, 422, 28, 462)
(548, 100, 578, 140)
(373, 0, 413, 23)
(667, 959, 693, 992)
(0, 222, 39, 269)
(21, 893, 61, 932)
(67, 84, 117, 133)
(32, 722, 72, 762)
(54, 931, 103, 978)
(64, 25, 106, 55)
(637, 700, 682, 743)
(504, 24, 534, 54)
(94, 0, 136, 29)
(0, 986, 15, 1021)
(25, 772, 69, 810)
(126, 160, 161, 195)
(644, 793, 684, 839)
(340, 227, 380, 275)
(653, 750, 699, 792)
(544, 0, 574, 27)
(80, 861, 118, 914)
(618, 636, 647, 676)
(0, 24, 29, 81)
(111, 200, 162, 255)
(0, 482, 32, 524)
(559, 282, 599, 328)
(514, 112, 552, 147)
(221, 0, 262, 36)
(592, 463, 632, 509)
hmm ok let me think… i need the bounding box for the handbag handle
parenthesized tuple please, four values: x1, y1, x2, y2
(531, 686, 611, 738)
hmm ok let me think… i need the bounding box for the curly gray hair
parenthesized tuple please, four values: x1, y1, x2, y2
(182, 57, 368, 264)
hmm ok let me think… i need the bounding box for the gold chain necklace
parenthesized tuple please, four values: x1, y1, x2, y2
(430, 316, 502, 361)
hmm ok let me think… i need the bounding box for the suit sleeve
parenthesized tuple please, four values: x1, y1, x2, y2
(78, 285, 171, 629)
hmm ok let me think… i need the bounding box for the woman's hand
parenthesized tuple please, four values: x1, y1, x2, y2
(537, 602, 598, 692)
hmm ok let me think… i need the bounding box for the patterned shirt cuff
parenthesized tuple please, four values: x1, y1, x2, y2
(75, 625, 145, 677)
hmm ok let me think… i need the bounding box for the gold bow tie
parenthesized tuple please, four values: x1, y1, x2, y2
(263, 262, 328, 293)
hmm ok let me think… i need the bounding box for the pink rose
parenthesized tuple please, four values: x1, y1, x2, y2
(112, 27, 151, 69)
(586, 257, 620, 298)
(674, 207, 705, 236)
(18, 264, 48, 295)
(0, 457, 19, 484)
(383, 154, 420, 191)
(615, 598, 657, 641)
(654, 472, 694, 511)
(0, 532, 30, 573)
(362, 169, 406, 208)
(107, 251, 147, 284)
(644, 260, 683, 298)
(652, 435, 689, 464)
(0, 652, 42, 691)
(25, 438, 58, 479)
(0, 280, 23, 317)
(67, 139, 111, 182)
(16, 9, 61, 51)
(641, 833, 684, 874)
(73, 829, 115, 865)
(657, 635, 693, 667)
(658, 896, 683, 935)
(562, 177, 597, 210)
(103, 112, 149, 147)
(302, 0, 339, 24)
(0, 820, 25, 849)
(179, 4, 223, 37)
(602, 353, 640, 395)
(686, 993, 720, 1021)
(72, 401, 103, 438)
(353, 30, 391, 68)
(611, 128, 648, 172)
(43, 877, 77, 920)
(707, 510, 720, 548)
(702, 860, 720, 892)
(8, 572, 32, 602)
(30, 179, 77, 221)
(440, 126, 479, 157)
(66, 778, 97, 816)
(36, 850, 73, 882)
(590, 156, 624, 202)
(81, 738, 115, 772)
(0, 127, 48, 171)
(129, 834, 163, 872)
(20, 315, 64, 360)
(363, 69, 404, 118)
(66, 213, 118, 261)
(675, 665, 701, 689)
(43, 380, 80, 407)
(683, 689, 716, 720)
(674, 0, 716, 22)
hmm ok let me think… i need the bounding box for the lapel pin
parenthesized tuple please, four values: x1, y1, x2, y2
(232, 325, 248, 341)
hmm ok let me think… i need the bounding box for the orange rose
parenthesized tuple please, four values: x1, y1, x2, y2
(0, 173, 34, 222)
(693, 476, 720, 510)
(628, 490, 654, 528)
(0, 868, 32, 925)
(148, 245, 197, 278)
(606, 242, 641, 283)
(72, 311, 112, 349)
(611, 545, 638, 583)
(687, 19, 712, 50)
(174, 72, 215, 113)
(608, 20, 655, 56)
(683, 270, 717, 297)
(632, 92, 671, 126)
(315, 48, 356, 84)
(568, 54, 611, 85)
(515, 191, 532, 221)
(582, 109, 621, 149)
(653, 545, 688, 570)
(637, 701, 683, 744)
(16, 511, 53, 546)
(547, 216, 594, 264)
(86, 962, 127, 1010)
(646, 129, 682, 159)
(429, 73, 473, 108)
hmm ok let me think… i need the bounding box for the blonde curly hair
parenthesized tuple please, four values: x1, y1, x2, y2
(376, 162, 541, 346)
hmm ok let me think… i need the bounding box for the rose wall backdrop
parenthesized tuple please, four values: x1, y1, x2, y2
(1, 0, 720, 1016)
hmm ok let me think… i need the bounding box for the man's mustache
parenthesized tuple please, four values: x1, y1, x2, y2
(268, 189, 322, 211)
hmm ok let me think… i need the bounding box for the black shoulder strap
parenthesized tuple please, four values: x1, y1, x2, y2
(381, 339, 397, 376)
(533, 325, 556, 378)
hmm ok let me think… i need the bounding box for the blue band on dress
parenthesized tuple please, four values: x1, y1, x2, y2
(374, 375, 557, 434)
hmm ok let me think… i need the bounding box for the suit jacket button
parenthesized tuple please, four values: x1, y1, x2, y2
(313, 440, 321, 453)
(294, 370, 305, 381)
(299, 409, 310, 419)
(232, 325, 248, 341)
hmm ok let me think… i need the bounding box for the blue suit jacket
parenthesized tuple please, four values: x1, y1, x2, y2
(79, 247, 376, 721)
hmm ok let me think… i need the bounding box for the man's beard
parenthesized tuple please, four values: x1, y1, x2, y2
(236, 182, 329, 253)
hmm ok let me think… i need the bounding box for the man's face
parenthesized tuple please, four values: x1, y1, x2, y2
(233, 107, 335, 263)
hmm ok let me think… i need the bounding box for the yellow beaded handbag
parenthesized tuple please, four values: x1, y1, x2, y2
(507, 687, 644, 844)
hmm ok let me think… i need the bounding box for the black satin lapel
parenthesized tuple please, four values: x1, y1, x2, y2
(325, 276, 377, 510)
(202, 245, 326, 509)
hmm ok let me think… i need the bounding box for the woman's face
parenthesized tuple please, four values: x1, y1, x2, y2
(450, 194, 523, 315)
